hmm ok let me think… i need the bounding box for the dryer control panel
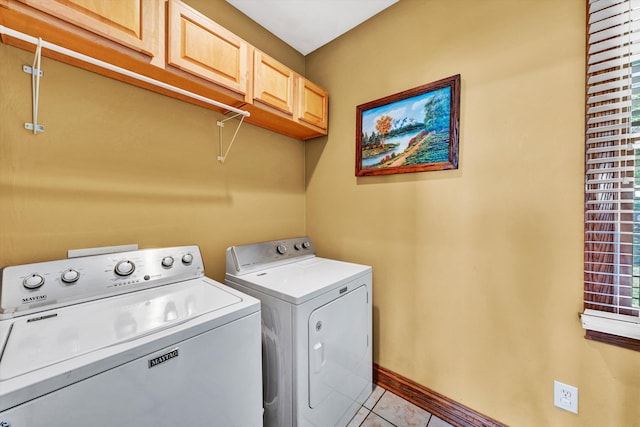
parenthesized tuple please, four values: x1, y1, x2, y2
(226, 236, 316, 275)
(0, 245, 204, 319)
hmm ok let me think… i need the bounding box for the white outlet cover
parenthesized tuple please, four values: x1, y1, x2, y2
(554, 380, 578, 414)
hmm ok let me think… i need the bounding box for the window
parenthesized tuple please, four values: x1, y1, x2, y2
(582, 0, 640, 350)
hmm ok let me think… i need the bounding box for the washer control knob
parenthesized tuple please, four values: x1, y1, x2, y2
(114, 260, 135, 276)
(294, 243, 302, 250)
(302, 241, 311, 249)
(61, 269, 80, 284)
(182, 253, 193, 264)
(276, 244, 287, 255)
(23, 274, 45, 289)
(161, 256, 175, 268)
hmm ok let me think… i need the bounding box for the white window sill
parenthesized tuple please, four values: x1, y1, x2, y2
(581, 309, 640, 340)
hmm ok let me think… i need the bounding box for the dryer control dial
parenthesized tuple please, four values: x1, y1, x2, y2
(114, 260, 135, 276)
(61, 269, 80, 284)
(302, 241, 311, 249)
(182, 253, 194, 264)
(276, 244, 287, 255)
(23, 274, 45, 289)
(161, 256, 175, 268)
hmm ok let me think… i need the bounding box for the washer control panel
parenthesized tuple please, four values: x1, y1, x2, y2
(226, 236, 316, 275)
(0, 245, 204, 319)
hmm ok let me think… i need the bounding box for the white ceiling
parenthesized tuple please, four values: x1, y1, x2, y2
(225, 0, 399, 55)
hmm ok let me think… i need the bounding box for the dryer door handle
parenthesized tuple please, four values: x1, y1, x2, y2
(312, 342, 326, 373)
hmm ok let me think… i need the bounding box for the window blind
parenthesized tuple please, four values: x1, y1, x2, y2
(582, 0, 640, 343)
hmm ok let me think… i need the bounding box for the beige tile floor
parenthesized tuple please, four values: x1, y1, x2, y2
(347, 385, 456, 427)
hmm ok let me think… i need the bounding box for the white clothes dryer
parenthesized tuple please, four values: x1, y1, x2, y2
(225, 237, 372, 427)
(0, 245, 263, 427)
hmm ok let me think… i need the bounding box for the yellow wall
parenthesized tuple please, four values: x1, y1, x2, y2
(0, 1, 306, 280)
(305, 0, 640, 426)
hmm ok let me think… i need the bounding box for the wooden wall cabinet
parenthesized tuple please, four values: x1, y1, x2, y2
(167, 0, 251, 101)
(0, 0, 327, 139)
(252, 50, 328, 135)
(297, 76, 328, 130)
(253, 50, 295, 116)
(13, 0, 163, 62)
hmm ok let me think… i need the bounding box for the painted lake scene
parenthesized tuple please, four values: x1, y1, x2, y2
(356, 75, 460, 176)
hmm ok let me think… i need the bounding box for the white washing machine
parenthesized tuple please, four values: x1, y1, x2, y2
(225, 237, 372, 427)
(0, 245, 263, 427)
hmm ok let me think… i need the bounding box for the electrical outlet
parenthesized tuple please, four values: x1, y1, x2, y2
(554, 380, 578, 414)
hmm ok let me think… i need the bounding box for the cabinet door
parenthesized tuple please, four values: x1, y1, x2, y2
(168, 0, 249, 97)
(297, 77, 328, 130)
(253, 50, 295, 116)
(15, 0, 161, 57)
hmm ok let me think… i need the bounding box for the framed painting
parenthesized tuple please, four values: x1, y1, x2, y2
(355, 74, 460, 176)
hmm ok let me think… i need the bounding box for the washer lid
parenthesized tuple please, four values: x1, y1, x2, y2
(226, 257, 371, 304)
(0, 279, 241, 381)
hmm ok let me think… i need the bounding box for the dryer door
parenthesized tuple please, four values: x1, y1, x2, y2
(308, 285, 369, 409)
